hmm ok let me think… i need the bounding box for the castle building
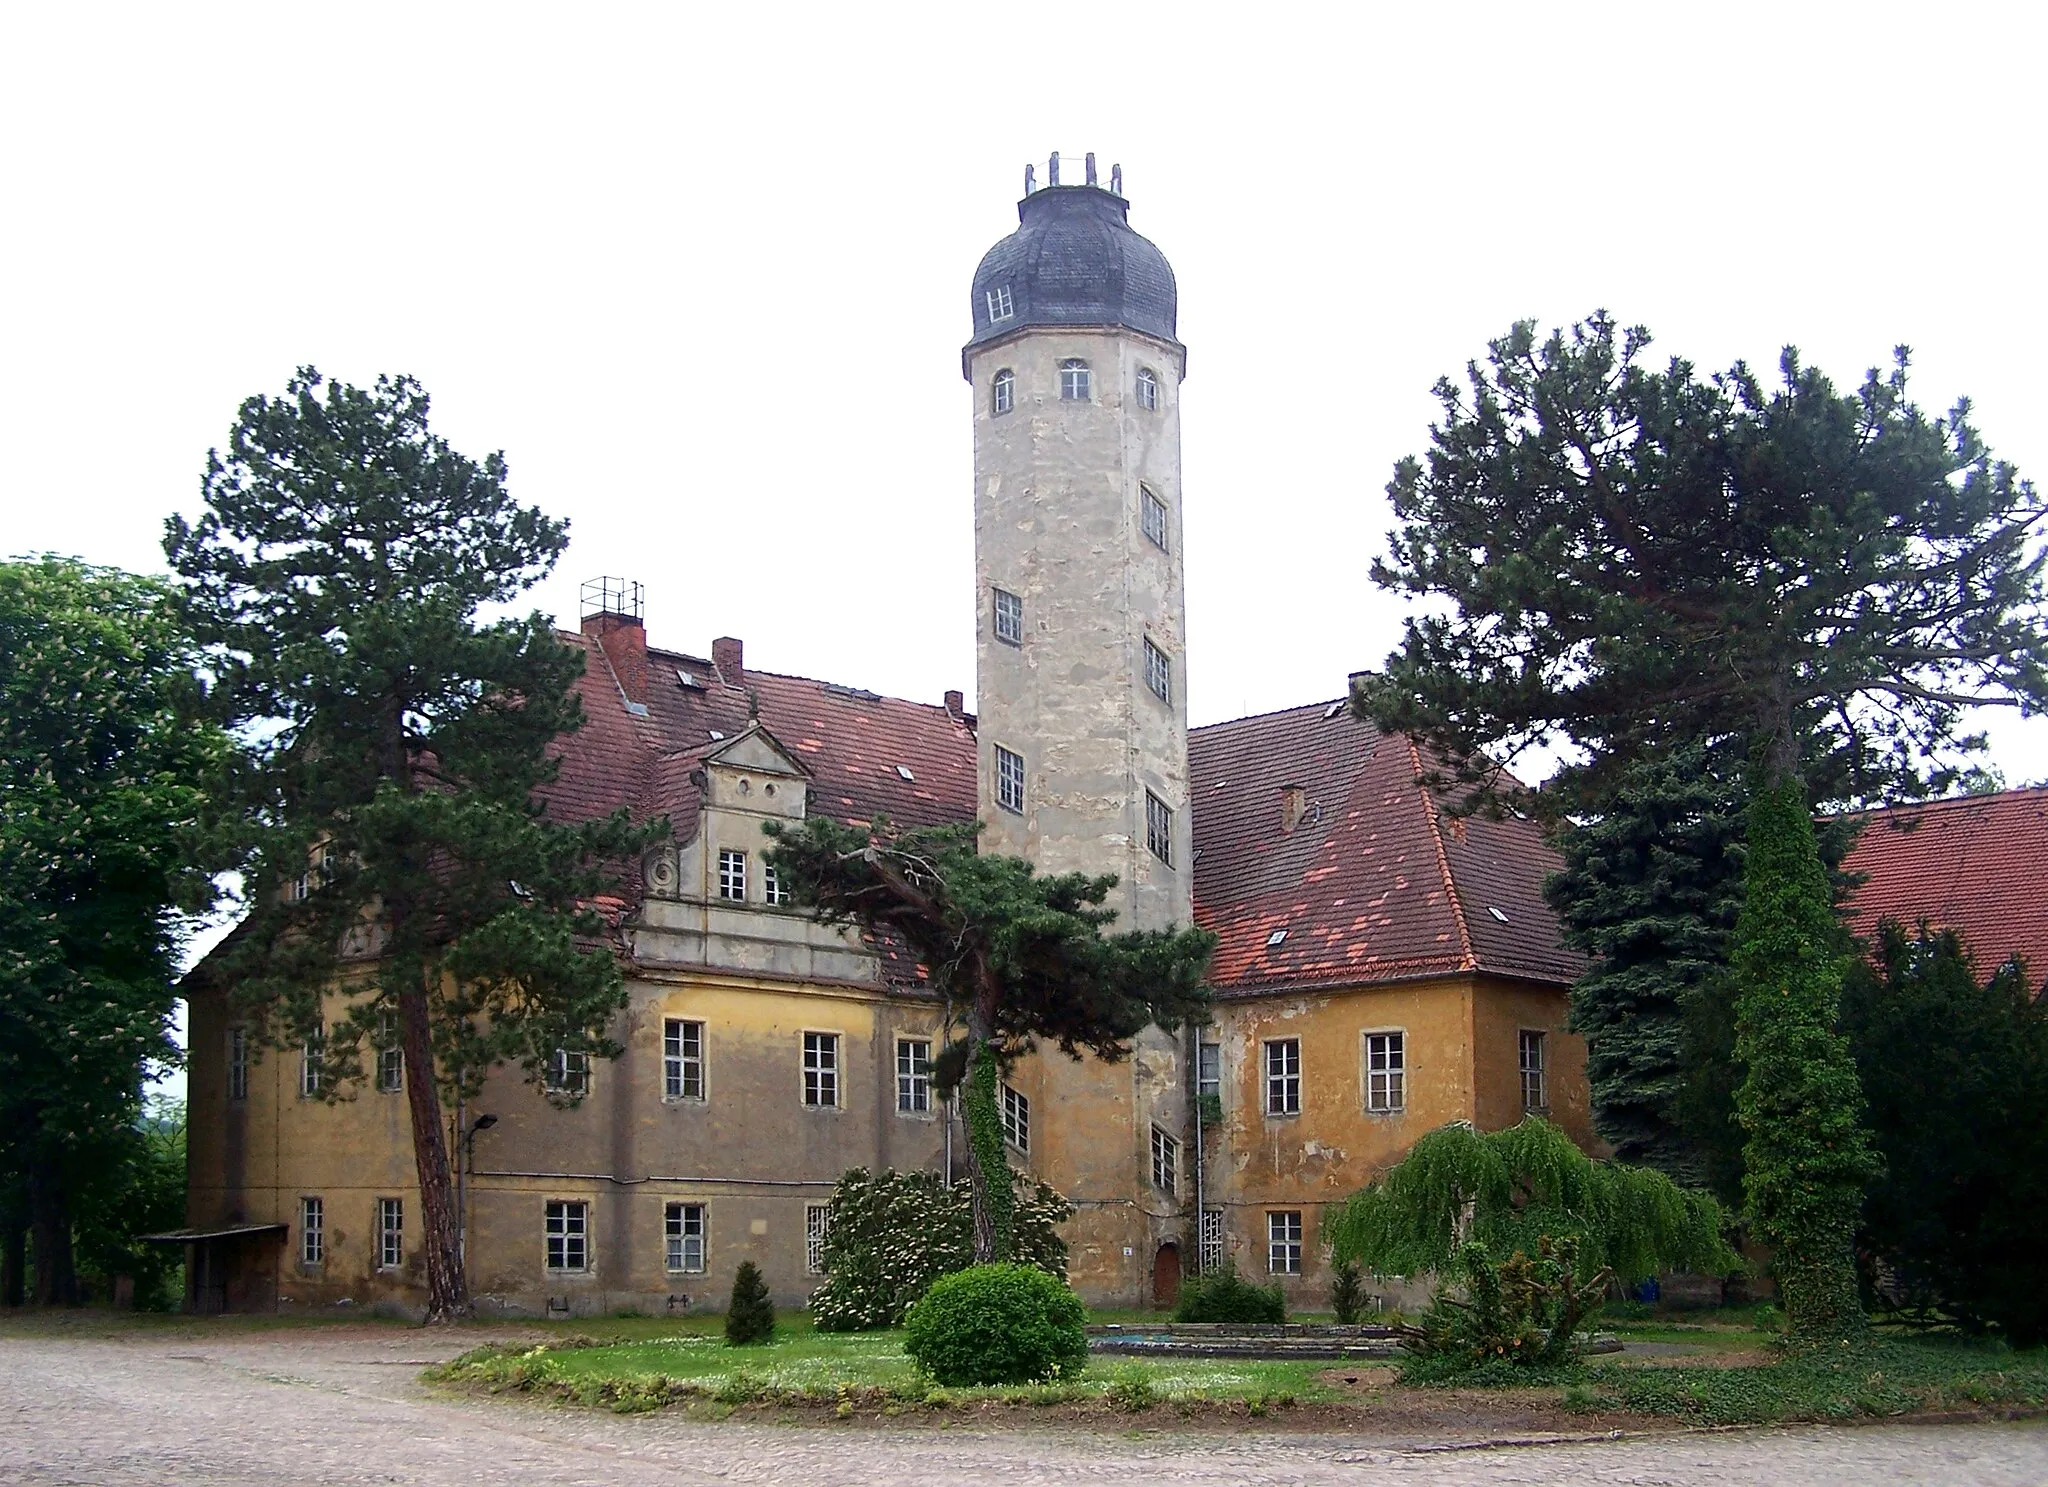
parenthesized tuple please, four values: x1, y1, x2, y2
(176, 159, 1595, 1316)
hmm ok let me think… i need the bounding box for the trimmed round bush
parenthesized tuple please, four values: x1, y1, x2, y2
(902, 1262, 1089, 1385)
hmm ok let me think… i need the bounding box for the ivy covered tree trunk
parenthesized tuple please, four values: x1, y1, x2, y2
(961, 1039, 1014, 1264)
(1732, 771, 1875, 1348)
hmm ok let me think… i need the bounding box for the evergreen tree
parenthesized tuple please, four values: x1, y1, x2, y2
(165, 369, 652, 1322)
(725, 1260, 775, 1345)
(1359, 314, 2048, 1345)
(0, 558, 224, 1305)
(763, 816, 1212, 1263)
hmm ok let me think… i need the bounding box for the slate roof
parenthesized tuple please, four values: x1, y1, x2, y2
(1840, 786, 2048, 984)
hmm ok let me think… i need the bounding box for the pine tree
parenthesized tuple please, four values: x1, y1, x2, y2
(725, 1260, 775, 1345)
(165, 368, 654, 1322)
(763, 816, 1213, 1263)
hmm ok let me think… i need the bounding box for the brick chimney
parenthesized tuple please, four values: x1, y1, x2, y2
(712, 636, 744, 688)
(582, 610, 648, 705)
(1280, 784, 1308, 834)
(944, 689, 965, 720)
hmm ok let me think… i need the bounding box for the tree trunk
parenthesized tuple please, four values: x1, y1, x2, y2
(2, 1214, 24, 1307)
(26, 1153, 77, 1307)
(398, 971, 468, 1322)
(961, 1039, 1007, 1264)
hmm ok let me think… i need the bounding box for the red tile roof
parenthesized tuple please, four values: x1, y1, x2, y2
(1841, 786, 2048, 984)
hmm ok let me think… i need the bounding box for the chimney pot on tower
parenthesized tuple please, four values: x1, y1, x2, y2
(1085, 152, 1097, 185)
(1048, 151, 1060, 186)
(712, 636, 745, 688)
(582, 608, 649, 706)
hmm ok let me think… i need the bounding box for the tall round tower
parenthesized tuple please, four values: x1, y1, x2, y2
(965, 153, 1192, 935)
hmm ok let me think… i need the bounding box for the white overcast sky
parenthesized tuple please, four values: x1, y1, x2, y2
(4, 3, 2045, 784)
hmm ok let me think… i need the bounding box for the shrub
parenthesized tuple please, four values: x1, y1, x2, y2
(902, 1263, 1089, 1385)
(1401, 1236, 1607, 1378)
(1173, 1266, 1285, 1324)
(1331, 1260, 1366, 1324)
(724, 1260, 775, 1345)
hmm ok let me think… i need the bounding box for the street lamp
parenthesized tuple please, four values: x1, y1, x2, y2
(457, 1113, 497, 1271)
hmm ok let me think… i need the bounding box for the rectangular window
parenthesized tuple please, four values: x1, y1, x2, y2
(1519, 1029, 1548, 1112)
(664, 1019, 705, 1101)
(717, 848, 747, 902)
(805, 1203, 832, 1275)
(227, 1026, 249, 1102)
(545, 1199, 589, 1272)
(995, 745, 1025, 815)
(986, 284, 1013, 322)
(376, 1011, 403, 1094)
(1143, 638, 1172, 703)
(1365, 1031, 1405, 1114)
(300, 1025, 325, 1098)
(1197, 1041, 1221, 1101)
(763, 862, 789, 906)
(376, 1196, 403, 1270)
(665, 1202, 706, 1273)
(1141, 487, 1169, 551)
(1199, 1207, 1226, 1275)
(1264, 1038, 1301, 1116)
(546, 1048, 590, 1097)
(896, 1037, 931, 1114)
(1145, 791, 1174, 864)
(299, 1196, 324, 1266)
(1150, 1125, 1178, 1194)
(803, 1031, 840, 1108)
(1268, 1210, 1303, 1275)
(1001, 1082, 1030, 1153)
(993, 586, 1024, 646)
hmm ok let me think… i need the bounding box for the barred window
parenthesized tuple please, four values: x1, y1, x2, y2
(376, 1011, 403, 1094)
(300, 1025, 325, 1098)
(1140, 487, 1169, 551)
(1268, 1210, 1303, 1275)
(1150, 1126, 1178, 1194)
(717, 849, 747, 902)
(1136, 366, 1159, 411)
(1365, 1031, 1405, 1113)
(1264, 1038, 1301, 1116)
(1519, 1029, 1548, 1112)
(665, 1202, 706, 1273)
(1059, 359, 1091, 401)
(299, 1196, 324, 1266)
(664, 1019, 704, 1101)
(1144, 638, 1172, 703)
(986, 285, 1013, 323)
(227, 1026, 248, 1101)
(1199, 1206, 1226, 1275)
(763, 863, 789, 906)
(995, 745, 1025, 814)
(1145, 791, 1173, 864)
(1002, 1083, 1030, 1153)
(805, 1203, 832, 1274)
(545, 1199, 589, 1272)
(376, 1197, 403, 1270)
(896, 1038, 931, 1114)
(992, 368, 1015, 415)
(993, 587, 1024, 646)
(803, 1032, 839, 1108)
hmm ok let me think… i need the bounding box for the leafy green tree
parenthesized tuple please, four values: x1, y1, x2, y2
(1841, 921, 2048, 1344)
(165, 368, 653, 1322)
(1360, 314, 2047, 1345)
(763, 816, 1212, 1263)
(0, 558, 224, 1305)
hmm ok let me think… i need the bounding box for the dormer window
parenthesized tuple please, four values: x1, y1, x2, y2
(718, 849, 747, 902)
(992, 369, 1014, 416)
(986, 285, 1014, 323)
(1059, 360, 1091, 401)
(1137, 367, 1159, 411)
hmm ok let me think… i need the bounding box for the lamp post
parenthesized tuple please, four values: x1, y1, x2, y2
(456, 1112, 497, 1272)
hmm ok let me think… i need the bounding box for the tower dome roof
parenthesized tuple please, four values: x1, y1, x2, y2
(964, 166, 1179, 376)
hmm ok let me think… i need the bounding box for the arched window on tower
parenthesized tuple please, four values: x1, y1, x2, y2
(1137, 367, 1159, 411)
(992, 369, 1014, 416)
(1060, 359, 1091, 401)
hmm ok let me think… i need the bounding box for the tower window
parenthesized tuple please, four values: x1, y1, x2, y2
(299, 1196, 324, 1266)
(1144, 638, 1172, 703)
(1145, 791, 1174, 864)
(896, 1037, 931, 1113)
(986, 285, 1013, 323)
(665, 1202, 706, 1273)
(1137, 367, 1159, 411)
(377, 1196, 403, 1270)
(664, 1018, 705, 1100)
(228, 1026, 248, 1101)
(1264, 1037, 1301, 1116)
(546, 1048, 590, 1097)
(995, 745, 1025, 814)
(1141, 487, 1169, 551)
(993, 587, 1024, 646)
(763, 862, 789, 906)
(545, 1199, 589, 1272)
(1059, 359, 1091, 401)
(992, 368, 1014, 415)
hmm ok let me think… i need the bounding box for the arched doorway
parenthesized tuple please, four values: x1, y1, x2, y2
(1151, 1241, 1182, 1309)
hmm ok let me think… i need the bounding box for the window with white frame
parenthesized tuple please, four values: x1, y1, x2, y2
(665, 1202, 706, 1273)
(1136, 366, 1159, 411)
(546, 1048, 590, 1097)
(896, 1037, 931, 1113)
(376, 1010, 403, 1094)
(1268, 1210, 1303, 1274)
(995, 745, 1025, 814)
(300, 1024, 325, 1098)
(1145, 791, 1173, 864)
(1365, 1031, 1405, 1113)
(1197, 1042, 1221, 1101)
(1059, 358, 1091, 401)
(286, 843, 335, 904)
(299, 1196, 324, 1266)
(1143, 638, 1172, 703)
(1001, 1083, 1030, 1153)
(376, 1196, 403, 1269)
(1150, 1126, 1178, 1194)
(803, 1031, 840, 1108)
(717, 848, 747, 902)
(986, 284, 1013, 323)
(664, 1019, 704, 1101)
(992, 368, 1015, 415)
(545, 1199, 589, 1271)
(763, 862, 789, 906)
(1140, 486, 1169, 551)
(1264, 1038, 1301, 1116)
(1519, 1029, 1548, 1112)
(1199, 1207, 1226, 1274)
(228, 1026, 249, 1101)
(993, 586, 1024, 646)
(805, 1202, 832, 1274)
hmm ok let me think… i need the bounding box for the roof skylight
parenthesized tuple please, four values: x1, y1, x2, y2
(895, 764, 916, 781)
(1266, 928, 1289, 947)
(1487, 906, 1510, 922)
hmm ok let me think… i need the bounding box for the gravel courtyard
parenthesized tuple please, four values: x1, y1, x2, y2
(4, 1324, 2045, 1486)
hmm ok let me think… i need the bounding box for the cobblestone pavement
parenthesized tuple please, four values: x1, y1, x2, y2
(5, 1326, 2045, 1486)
